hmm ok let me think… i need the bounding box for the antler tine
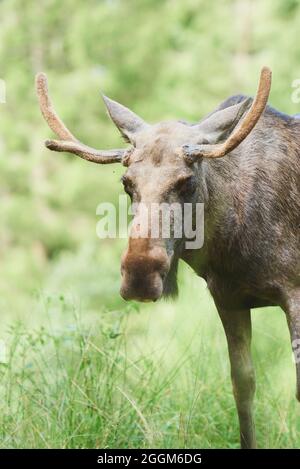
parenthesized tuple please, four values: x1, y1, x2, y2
(184, 67, 272, 159)
(36, 73, 76, 141)
(36, 72, 127, 164)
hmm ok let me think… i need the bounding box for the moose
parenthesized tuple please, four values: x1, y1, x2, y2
(36, 67, 300, 449)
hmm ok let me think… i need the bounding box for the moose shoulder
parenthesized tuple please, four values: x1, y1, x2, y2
(36, 68, 300, 449)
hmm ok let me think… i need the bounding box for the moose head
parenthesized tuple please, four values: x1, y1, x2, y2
(36, 68, 271, 303)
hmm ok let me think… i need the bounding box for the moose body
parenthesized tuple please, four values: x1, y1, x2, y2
(186, 95, 300, 310)
(36, 68, 300, 448)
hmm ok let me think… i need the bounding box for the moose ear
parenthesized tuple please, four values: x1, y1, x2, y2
(102, 95, 148, 142)
(195, 97, 252, 144)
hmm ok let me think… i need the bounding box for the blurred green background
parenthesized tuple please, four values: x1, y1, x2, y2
(0, 0, 300, 448)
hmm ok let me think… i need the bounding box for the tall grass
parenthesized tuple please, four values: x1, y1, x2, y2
(0, 263, 299, 448)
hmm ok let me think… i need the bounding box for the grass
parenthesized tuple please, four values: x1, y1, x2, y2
(0, 259, 300, 449)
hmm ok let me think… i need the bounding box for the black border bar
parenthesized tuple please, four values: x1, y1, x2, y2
(0, 448, 298, 466)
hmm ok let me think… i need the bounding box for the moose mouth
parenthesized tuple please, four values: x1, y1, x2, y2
(120, 270, 165, 302)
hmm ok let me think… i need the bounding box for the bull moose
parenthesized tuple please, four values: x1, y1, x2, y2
(36, 67, 300, 449)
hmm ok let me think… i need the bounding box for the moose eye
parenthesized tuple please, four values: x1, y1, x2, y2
(121, 176, 134, 197)
(175, 175, 196, 196)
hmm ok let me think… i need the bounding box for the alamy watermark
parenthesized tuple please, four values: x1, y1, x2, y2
(96, 195, 204, 249)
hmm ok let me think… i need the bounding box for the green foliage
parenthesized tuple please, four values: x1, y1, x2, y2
(0, 281, 299, 448)
(0, 0, 300, 448)
(0, 279, 299, 448)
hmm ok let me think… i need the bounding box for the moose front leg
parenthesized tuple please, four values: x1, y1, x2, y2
(217, 307, 257, 449)
(282, 289, 300, 401)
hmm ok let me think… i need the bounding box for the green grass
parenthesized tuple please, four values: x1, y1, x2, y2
(0, 261, 299, 449)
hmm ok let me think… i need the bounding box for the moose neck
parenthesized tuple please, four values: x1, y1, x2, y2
(180, 153, 242, 279)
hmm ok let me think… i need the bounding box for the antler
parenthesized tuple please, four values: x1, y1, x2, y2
(36, 73, 127, 164)
(182, 66, 272, 159)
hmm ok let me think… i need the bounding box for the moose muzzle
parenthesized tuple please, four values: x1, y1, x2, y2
(120, 239, 170, 302)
